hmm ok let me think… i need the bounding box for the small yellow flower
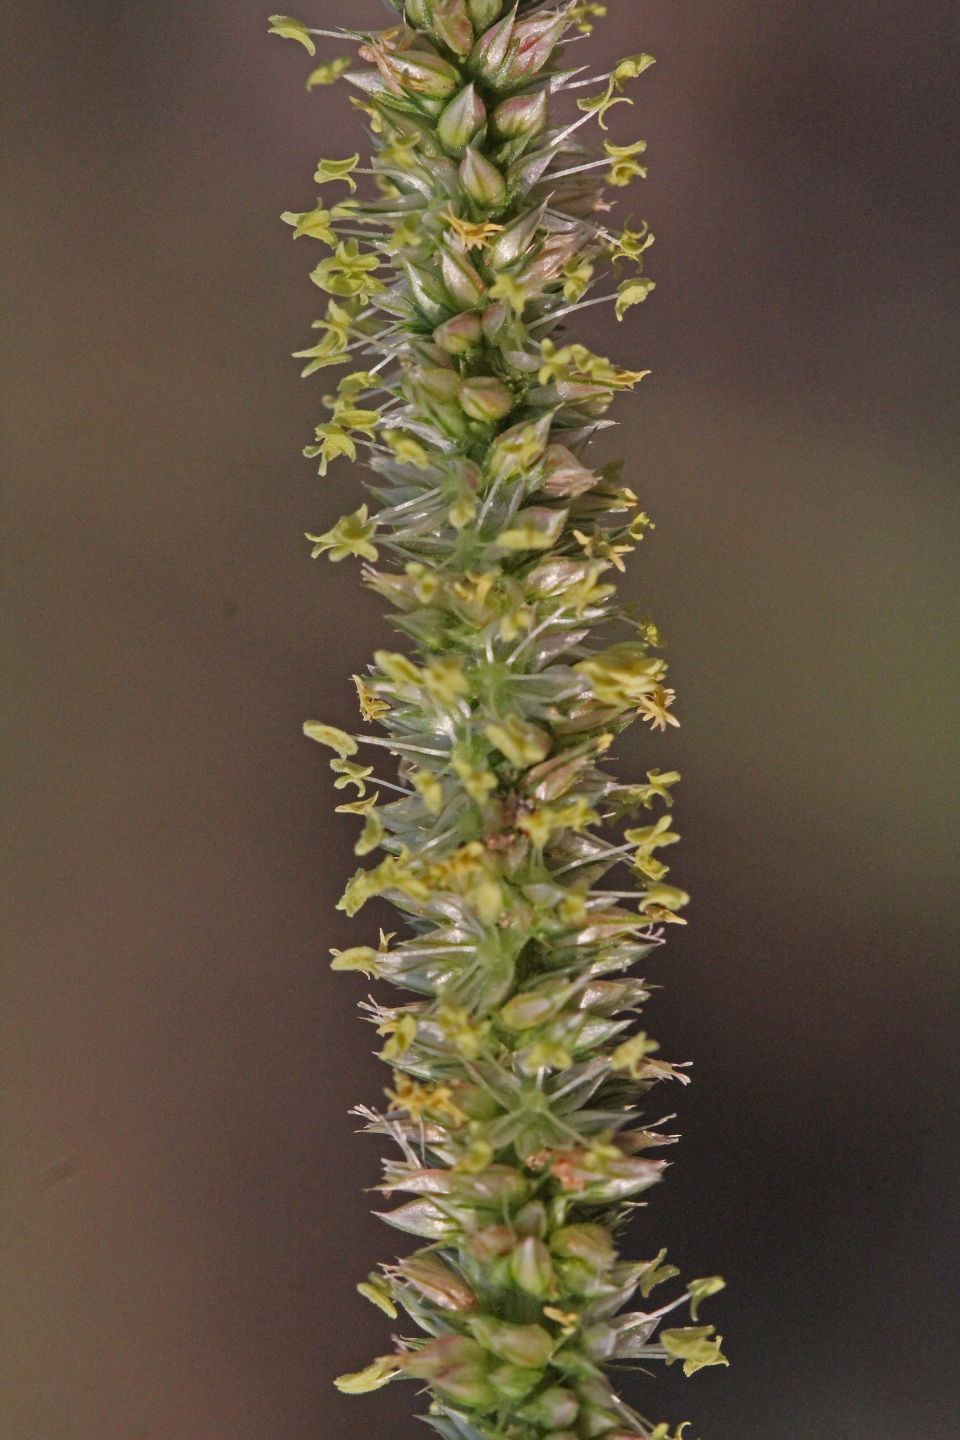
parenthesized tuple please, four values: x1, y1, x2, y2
(543, 1306, 579, 1335)
(302, 721, 357, 758)
(485, 715, 551, 768)
(569, 2, 607, 34)
(660, 1326, 729, 1376)
(562, 257, 594, 302)
(280, 200, 336, 244)
(313, 153, 361, 191)
(353, 674, 391, 723)
(335, 791, 380, 816)
(383, 429, 430, 468)
(639, 883, 690, 925)
(310, 239, 384, 300)
(307, 504, 379, 562)
(330, 759, 373, 795)
(411, 769, 444, 814)
(267, 15, 316, 54)
(452, 1137, 494, 1174)
(488, 273, 528, 316)
(448, 493, 477, 529)
(608, 219, 653, 264)
(437, 1001, 489, 1059)
(305, 55, 351, 89)
(386, 1072, 467, 1126)
(575, 643, 668, 708)
(333, 1357, 400, 1394)
(348, 94, 383, 133)
(517, 1038, 573, 1074)
(538, 340, 647, 389)
(440, 208, 505, 251)
(616, 275, 656, 319)
(329, 946, 381, 976)
(609, 1031, 659, 1077)
(383, 213, 421, 251)
(638, 682, 680, 731)
(573, 528, 635, 572)
(576, 79, 632, 130)
(354, 809, 385, 856)
(625, 813, 681, 880)
(423, 656, 469, 704)
(374, 649, 421, 688)
(377, 131, 423, 172)
(604, 139, 648, 187)
(451, 751, 498, 805)
(611, 54, 657, 86)
(303, 424, 356, 475)
(356, 1276, 397, 1317)
(377, 1012, 417, 1059)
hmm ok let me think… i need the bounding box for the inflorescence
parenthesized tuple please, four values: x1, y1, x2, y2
(271, 5, 726, 1438)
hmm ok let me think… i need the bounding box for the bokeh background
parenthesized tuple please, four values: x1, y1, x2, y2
(2, 2, 958, 1437)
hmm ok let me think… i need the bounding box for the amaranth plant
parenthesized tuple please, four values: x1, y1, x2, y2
(270, 5, 727, 1439)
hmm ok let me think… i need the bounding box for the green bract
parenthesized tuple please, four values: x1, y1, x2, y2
(274, 4, 725, 1438)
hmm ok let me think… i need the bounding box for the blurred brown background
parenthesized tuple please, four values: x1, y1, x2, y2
(1, 2, 958, 1437)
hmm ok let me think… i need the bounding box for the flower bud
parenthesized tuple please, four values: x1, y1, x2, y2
(405, 366, 461, 407)
(466, 8, 514, 83)
(403, 259, 455, 325)
(580, 1407, 622, 1438)
(437, 84, 487, 156)
(510, 143, 558, 197)
(488, 1363, 544, 1403)
(434, 311, 483, 353)
(394, 1253, 478, 1311)
(491, 89, 547, 141)
(467, 1316, 555, 1369)
(403, 366, 469, 439)
(481, 300, 509, 342)
(486, 203, 544, 268)
(457, 1163, 529, 1206)
(499, 978, 571, 1030)
(441, 245, 486, 308)
(459, 146, 506, 209)
(518, 231, 581, 290)
(459, 376, 514, 422)
(485, 412, 552, 483)
(467, 0, 503, 29)
(497, 10, 570, 90)
(425, 0, 475, 58)
(549, 1223, 615, 1270)
(467, 1223, 515, 1261)
(360, 45, 462, 108)
(582, 1322, 616, 1361)
(554, 1257, 602, 1297)
(437, 1367, 497, 1408)
(540, 444, 597, 499)
(397, 1337, 496, 1407)
(518, 1387, 580, 1430)
(509, 1235, 555, 1295)
(399, 1334, 484, 1382)
(449, 493, 477, 529)
(512, 1199, 548, 1237)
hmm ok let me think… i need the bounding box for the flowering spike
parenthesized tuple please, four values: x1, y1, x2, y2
(272, 5, 725, 1438)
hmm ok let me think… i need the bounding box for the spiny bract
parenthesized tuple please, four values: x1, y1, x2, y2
(272, 4, 726, 1438)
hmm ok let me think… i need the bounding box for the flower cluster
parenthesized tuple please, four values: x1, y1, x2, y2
(272, 4, 726, 1438)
